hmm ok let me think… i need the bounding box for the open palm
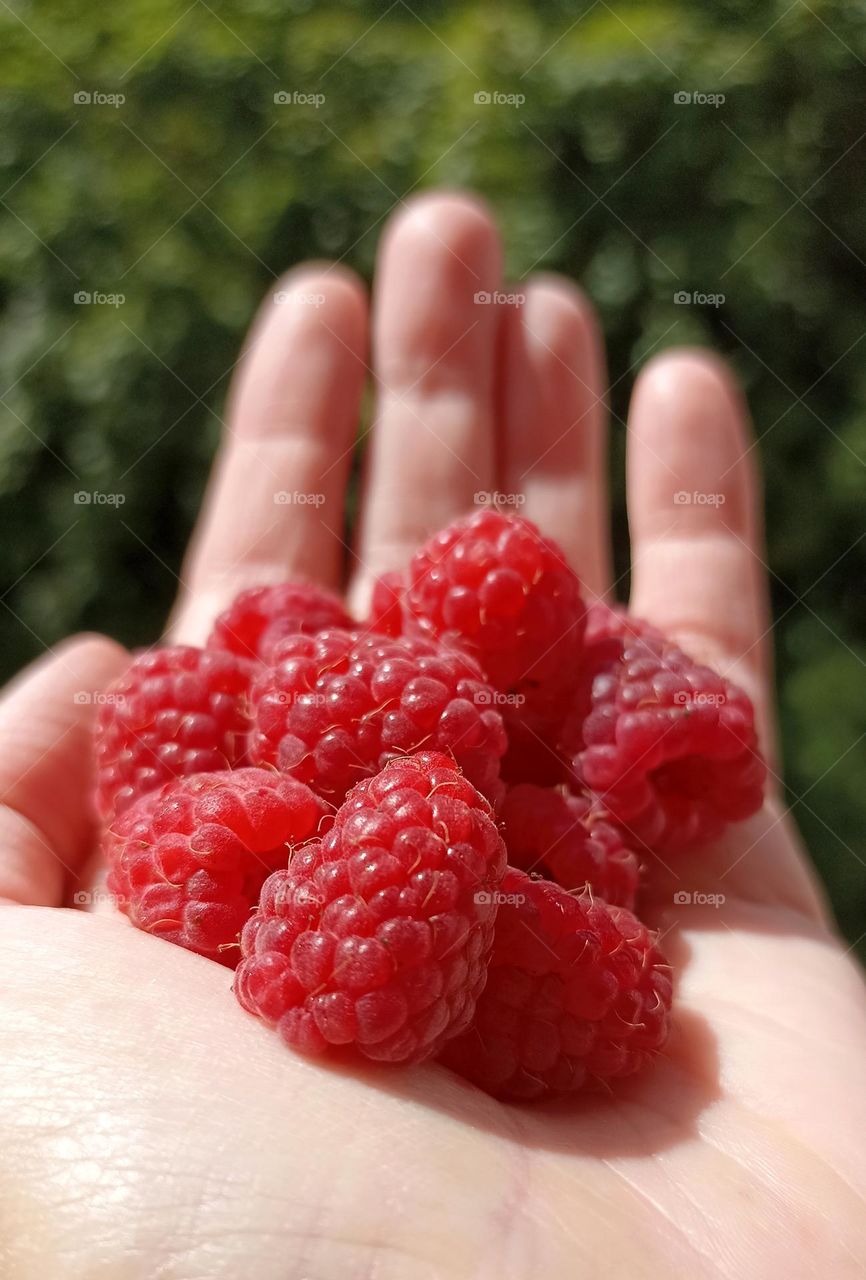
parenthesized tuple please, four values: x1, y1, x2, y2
(1, 193, 864, 1280)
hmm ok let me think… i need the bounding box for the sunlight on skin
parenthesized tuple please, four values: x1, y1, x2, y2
(1, 192, 864, 1278)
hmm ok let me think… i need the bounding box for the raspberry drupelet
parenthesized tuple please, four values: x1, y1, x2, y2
(104, 768, 326, 965)
(209, 581, 353, 662)
(439, 867, 672, 1100)
(235, 753, 507, 1063)
(501, 783, 639, 910)
(94, 645, 255, 823)
(248, 628, 507, 806)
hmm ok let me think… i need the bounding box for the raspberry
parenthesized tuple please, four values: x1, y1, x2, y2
(248, 628, 507, 806)
(209, 581, 352, 662)
(501, 784, 639, 909)
(439, 867, 672, 1100)
(234, 752, 507, 1063)
(367, 571, 405, 637)
(95, 646, 255, 822)
(402, 510, 586, 712)
(563, 606, 766, 853)
(104, 768, 326, 965)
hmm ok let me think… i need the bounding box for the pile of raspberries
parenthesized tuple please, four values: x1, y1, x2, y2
(94, 510, 765, 1101)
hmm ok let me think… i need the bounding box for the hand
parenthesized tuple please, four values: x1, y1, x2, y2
(1, 192, 864, 1279)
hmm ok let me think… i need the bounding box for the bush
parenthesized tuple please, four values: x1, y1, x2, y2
(1, 0, 864, 953)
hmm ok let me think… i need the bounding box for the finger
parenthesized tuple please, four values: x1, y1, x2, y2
(497, 275, 611, 598)
(170, 265, 368, 644)
(349, 192, 501, 613)
(626, 350, 776, 756)
(0, 634, 128, 906)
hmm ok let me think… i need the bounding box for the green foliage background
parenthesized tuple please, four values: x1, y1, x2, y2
(1, 0, 864, 953)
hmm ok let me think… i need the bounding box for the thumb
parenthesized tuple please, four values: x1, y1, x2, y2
(0, 635, 128, 906)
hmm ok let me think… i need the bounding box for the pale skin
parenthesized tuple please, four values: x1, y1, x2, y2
(0, 192, 864, 1280)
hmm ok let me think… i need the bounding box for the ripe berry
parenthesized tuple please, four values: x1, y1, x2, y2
(235, 753, 507, 1063)
(439, 867, 672, 1100)
(501, 783, 639, 909)
(105, 768, 326, 965)
(248, 628, 507, 805)
(564, 604, 765, 854)
(401, 511, 586, 773)
(403, 510, 585, 694)
(95, 646, 255, 823)
(209, 581, 352, 662)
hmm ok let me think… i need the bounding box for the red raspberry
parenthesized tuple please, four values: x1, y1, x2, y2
(439, 867, 672, 1100)
(95, 646, 255, 823)
(248, 628, 507, 806)
(367, 571, 405, 637)
(235, 752, 507, 1063)
(564, 606, 765, 853)
(104, 768, 326, 965)
(501, 784, 639, 909)
(401, 510, 586, 711)
(209, 581, 352, 662)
